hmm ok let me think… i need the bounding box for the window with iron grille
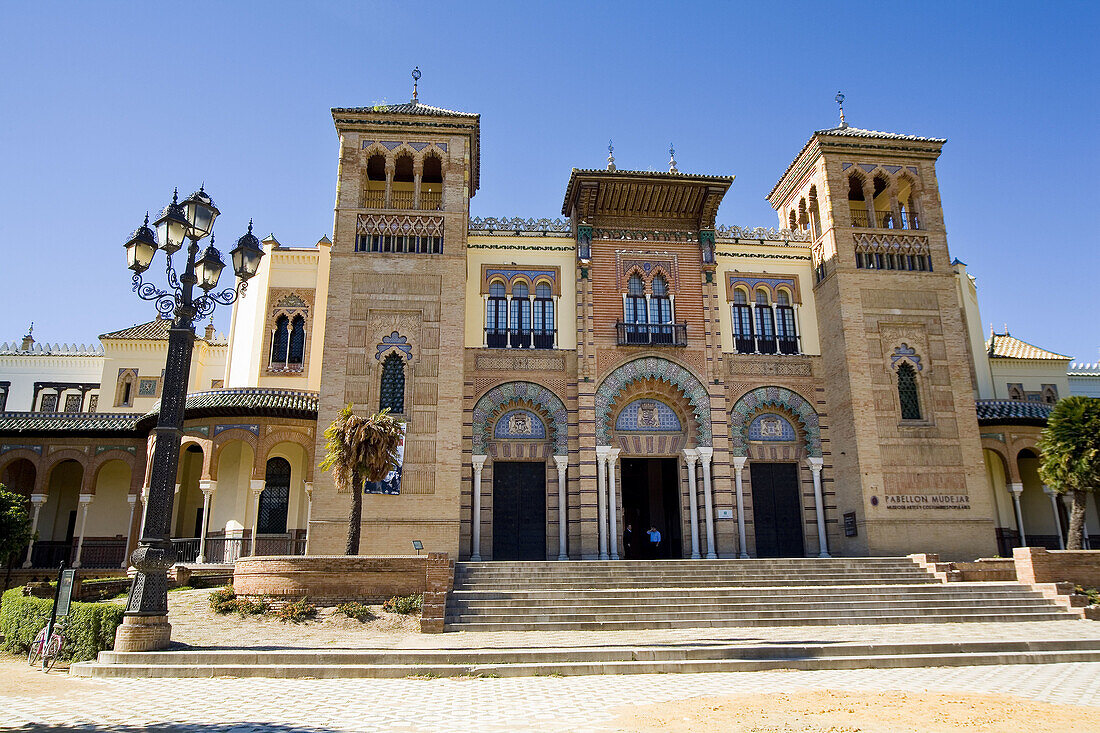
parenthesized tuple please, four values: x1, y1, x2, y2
(379, 352, 405, 413)
(288, 315, 306, 365)
(258, 457, 291, 534)
(897, 362, 921, 420)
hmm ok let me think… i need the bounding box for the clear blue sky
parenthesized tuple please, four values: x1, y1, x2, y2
(2, 2, 1097, 361)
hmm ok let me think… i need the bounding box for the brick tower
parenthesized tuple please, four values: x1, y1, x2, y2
(768, 111, 996, 559)
(310, 80, 479, 554)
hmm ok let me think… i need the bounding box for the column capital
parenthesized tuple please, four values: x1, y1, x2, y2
(732, 456, 747, 471)
(1007, 482, 1024, 496)
(682, 448, 699, 465)
(608, 447, 621, 461)
(30, 493, 47, 505)
(199, 479, 217, 496)
(141, 485, 150, 502)
(553, 454, 568, 472)
(1042, 484, 1057, 497)
(303, 481, 314, 500)
(696, 446, 713, 464)
(127, 493, 138, 505)
(595, 445, 612, 461)
(806, 456, 824, 473)
(249, 479, 265, 497)
(472, 454, 488, 471)
(78, 493, 95, 504)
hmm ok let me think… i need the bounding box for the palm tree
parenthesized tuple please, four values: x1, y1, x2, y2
(1038, 396, 1100, 550)
(319, 405, 404, 555)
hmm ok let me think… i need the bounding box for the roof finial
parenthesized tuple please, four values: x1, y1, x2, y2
(1003, 322, 1009, 336)
(607, 139, 616, 172)
(668, 142, 678, 174)
(21, 322, 34, 351)
(411, 66, 421, 104)
(835, 92, 848, 129)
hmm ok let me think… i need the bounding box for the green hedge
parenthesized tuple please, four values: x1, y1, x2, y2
(0, 587, 125, 662)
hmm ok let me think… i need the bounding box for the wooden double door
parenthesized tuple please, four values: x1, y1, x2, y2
(492, 461, 547, 560)
(749, 462, 805, 557)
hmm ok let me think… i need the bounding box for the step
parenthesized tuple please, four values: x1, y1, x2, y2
(447, 598, 1057, 615)
(71, 638, 1100, 679)
(445, 611, 1076, 631)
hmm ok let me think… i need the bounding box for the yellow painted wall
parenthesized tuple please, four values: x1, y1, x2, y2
(989, 359, 1071, 400)
(464, 235, 577, 350)
(97, 337, 227, 413)
(714, 242, 820, 355)
(86, 460, 131, 536)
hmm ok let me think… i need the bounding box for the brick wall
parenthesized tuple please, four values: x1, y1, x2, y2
(1013, 547, 1100, 588)
(233, 555, 434, 604)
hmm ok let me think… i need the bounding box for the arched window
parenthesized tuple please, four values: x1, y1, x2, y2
(897, 174, 920, 229)
(897, 362, 921, 420)
(421, 154, 443, 210)
(288, 315, 306, 366)
(872, 174, 893, 228)
(808, 185, 822, 239)
(392, 153, 414, 209)
(650, 274, 673, 344)
(533, 282, 554, 349)
(510, 282, 531, 348)
(362, 153, 386, 209)
(379, 352, 405, 413)
(258, 457, 291, 535)
(776, 290, 799, 354)
(486, 280, 508, 348)
(848, 173, 869, 227)
(623, 274, 648, 344)
(731, 288, 754, 353)
(755, 290, 777, 354)
(270, 314, 289, 367)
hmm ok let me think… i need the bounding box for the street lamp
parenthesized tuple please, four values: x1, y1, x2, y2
(115, 187, 263, 652)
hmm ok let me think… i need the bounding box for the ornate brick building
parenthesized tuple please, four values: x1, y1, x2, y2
(4, 89, 1098, 568)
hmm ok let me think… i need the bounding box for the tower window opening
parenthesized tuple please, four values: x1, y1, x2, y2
(379, 352, 405, 414)
(897, 361, 921, 420)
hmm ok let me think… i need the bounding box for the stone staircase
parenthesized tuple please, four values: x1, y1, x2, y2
(444, 558, 1079, 631)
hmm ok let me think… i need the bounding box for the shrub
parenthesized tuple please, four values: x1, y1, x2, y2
(274, 598, 317, 623)
(1075, 586, 1100, 606)
(208, 586, 267, 616)
(336, 601, 376, 622)
(0, 587, 124, 662)
(382, 594, 422, 615)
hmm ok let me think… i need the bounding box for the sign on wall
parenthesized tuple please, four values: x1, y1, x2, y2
(364, 422, 406, 495)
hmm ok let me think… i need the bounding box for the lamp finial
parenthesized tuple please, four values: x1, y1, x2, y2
(835, 92, 848, 128)
(668, 142, 678, 173)
(607, 139, 616, 172)
(411, 66, 421, 103)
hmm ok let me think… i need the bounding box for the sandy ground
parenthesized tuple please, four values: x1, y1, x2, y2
(166, 587, 421, 649)
(611, 690, 1100, 732)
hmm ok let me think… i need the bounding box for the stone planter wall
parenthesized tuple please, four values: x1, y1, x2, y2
(1013, 547, 1100, 588)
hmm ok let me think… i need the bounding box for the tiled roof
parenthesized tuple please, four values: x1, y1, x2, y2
(99, 319, 225, 345)
(975, 399, 1053, 425)
(0, 412, 140, 435)
(331, 101, 479, 118)
(987, 333, 1071, 360)
(137, 388, 319, 426)
(1069, 362, 1100, 376)
(0, 342, 102, 356)
(769, 124, 945, 200)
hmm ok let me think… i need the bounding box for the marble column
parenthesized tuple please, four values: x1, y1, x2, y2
(1008, 482, 1026, 547)
(121, 494, 138, 568)
(682, 449, 701, 559)
(303, 482, 314, 554)
(554, 455, 568, 560)
(1043, 485, 1066, 550)
(732, 457, 750, 558)
(196, 480, 216, 563)
(471, 455, 487, 561)
(607, 448, 621, 560)
(72, 494, 94, 568)
(249, 479, 264, 556)
(139, 485, 150, 538)
(22, 493, 47, 568)
(697, 447, 717, 559)
(807, 457, 830, 557)
(596, 446, 610, 560)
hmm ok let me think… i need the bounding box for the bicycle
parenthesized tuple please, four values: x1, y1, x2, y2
(27, 619, 65, 671)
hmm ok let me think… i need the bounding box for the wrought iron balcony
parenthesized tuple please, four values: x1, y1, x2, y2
(733, 335, 801, 355)
(485, 328, 556, 349)
(616, 322, 688, 347)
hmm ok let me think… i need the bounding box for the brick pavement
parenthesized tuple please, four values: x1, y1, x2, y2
(3, 661, 1100, 732)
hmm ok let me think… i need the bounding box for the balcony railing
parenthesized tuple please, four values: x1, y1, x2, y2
(170, 535, 307, 564)
(733, 335, 801, 355)
(850, 209, 921, 230)
(616, 322, 688, 347)
(360, 189, 443, 211)
(485, 328, 555, 349)
(26, 539, 127, 569)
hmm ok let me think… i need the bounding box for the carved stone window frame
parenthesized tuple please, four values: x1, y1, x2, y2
(264, 289, 314, 377)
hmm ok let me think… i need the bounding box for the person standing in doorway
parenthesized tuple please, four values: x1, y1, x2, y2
(647, 526, 661, 559)
(623, 523, 634, 559)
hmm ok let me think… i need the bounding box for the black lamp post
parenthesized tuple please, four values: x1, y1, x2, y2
(117, 187, 263, 651)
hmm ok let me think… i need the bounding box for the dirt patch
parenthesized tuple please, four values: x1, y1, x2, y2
(167, 588, 421, 649)
(610, 690, 1098, 732)
(0, 657, 108, 698)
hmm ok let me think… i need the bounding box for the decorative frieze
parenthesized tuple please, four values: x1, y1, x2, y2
(474, 354, 565, 372)
(726, 357, 814, 378)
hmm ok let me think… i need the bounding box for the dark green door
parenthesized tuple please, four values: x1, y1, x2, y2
(492, 462, 547, 560)
(749, 462, 805, 557)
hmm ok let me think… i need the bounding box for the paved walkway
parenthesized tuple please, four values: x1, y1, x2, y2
(3, 661, 1100, 732)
